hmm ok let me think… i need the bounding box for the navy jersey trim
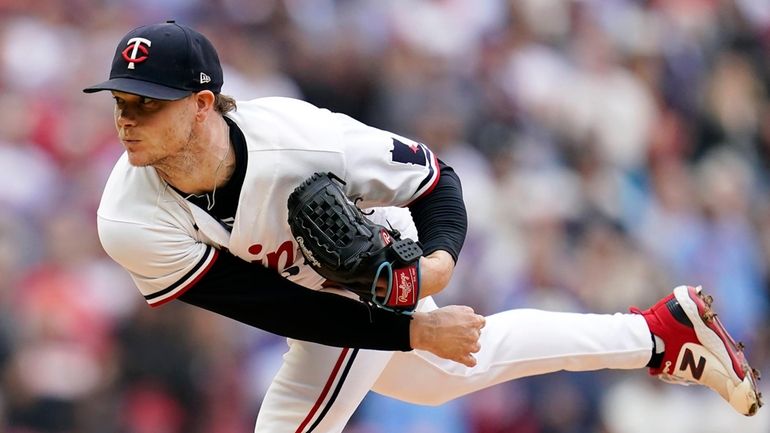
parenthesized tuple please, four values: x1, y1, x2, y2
(145, 245, 219, 307)
(415, 145, 437, 192)
(408, 147, 441, 205)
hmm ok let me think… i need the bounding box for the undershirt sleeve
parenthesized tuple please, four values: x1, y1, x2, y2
(407, 160, 468, 262)
(177, 249, 413, 351)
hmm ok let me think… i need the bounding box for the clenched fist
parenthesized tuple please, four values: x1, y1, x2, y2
(409, 305, 486, 367)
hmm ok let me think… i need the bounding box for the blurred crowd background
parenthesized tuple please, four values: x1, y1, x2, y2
(1, 0, 770, 432)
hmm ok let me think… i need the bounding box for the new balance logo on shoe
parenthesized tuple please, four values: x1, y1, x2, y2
(631, 285, 763, 416)
(680, 347, 706, 380)
(200, 72, 211, 84)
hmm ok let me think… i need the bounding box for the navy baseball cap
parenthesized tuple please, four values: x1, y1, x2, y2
(84, 20, 223, 100)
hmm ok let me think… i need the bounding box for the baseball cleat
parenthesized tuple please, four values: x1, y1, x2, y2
(631, 285, 763, 416)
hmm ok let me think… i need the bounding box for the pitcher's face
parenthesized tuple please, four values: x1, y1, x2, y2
(112, 91, 197, 167)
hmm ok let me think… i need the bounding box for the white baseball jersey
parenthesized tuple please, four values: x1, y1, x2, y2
(97, 97, 439, 306)
(97, 96, 653, 433)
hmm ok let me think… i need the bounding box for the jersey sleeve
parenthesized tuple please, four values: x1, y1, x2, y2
(97, 215, 218, 307)
(331, 112, 440, 208)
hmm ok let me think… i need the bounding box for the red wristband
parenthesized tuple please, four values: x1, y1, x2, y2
(385, 263, 420, 309)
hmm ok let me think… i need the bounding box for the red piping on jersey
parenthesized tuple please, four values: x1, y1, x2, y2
(150, 249, 220, 308)
(407, 152, 441, 206)
(295, 348, 350, 433)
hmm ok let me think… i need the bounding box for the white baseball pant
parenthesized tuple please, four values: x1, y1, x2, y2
(253, 208, 653, 432)
(253, 297, 652, 432)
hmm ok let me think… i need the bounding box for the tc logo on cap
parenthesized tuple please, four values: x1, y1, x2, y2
(122, 37, 151, 70)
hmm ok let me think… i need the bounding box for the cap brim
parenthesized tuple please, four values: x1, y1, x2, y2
(83, 77, 191, 101)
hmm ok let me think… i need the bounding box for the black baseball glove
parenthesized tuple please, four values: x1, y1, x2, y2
(287, 172, 423, 313)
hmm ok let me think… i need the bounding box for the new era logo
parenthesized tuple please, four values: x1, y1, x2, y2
(200, 72, 211, 84)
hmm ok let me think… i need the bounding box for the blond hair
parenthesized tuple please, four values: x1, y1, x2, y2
(215, 93, 237, 114)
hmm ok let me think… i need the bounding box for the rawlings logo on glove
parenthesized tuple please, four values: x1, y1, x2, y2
(287, 172, 422, 313)
(295, 236, 321, 268)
